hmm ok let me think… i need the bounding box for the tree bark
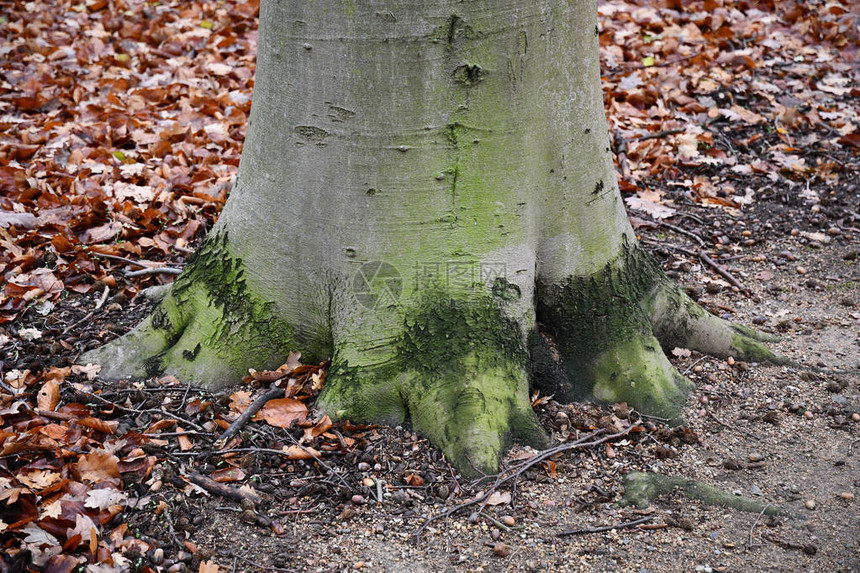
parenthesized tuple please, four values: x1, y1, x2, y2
(84, 0, 780, 475)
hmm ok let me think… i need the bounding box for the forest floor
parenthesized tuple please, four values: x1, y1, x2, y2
(1, 0, 857, 572)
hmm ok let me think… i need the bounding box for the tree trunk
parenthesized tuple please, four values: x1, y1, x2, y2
(84, 0, 779, 475)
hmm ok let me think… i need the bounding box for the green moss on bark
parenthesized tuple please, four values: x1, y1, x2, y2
(320, 290, 547, 476)
(535, 241, 691, 418)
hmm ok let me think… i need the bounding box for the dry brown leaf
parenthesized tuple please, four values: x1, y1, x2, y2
(210, 468, 246, 483)
(485, 491, 511, 506)
(280, 445, 320, 460)
(36, 378, 60, 411)
(199, 560, 220, 573)
(255, 398, 308, 428)
(302, 415, 333, 442)
(76, 450, 121, 484)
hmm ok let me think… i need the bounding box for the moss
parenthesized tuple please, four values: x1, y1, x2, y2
(620, 471, 785, 515)
(397, 290, 528, 378)
(320, 290, 545, 476)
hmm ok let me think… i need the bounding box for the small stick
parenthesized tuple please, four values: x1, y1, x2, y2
(62, 285, 110, 334)
(634, 128, 686, 141)
(215, 385, 285, 448)
(747, 504, 772, 547)
(89, 252, 152, 268)
(660, 222, 706, 246)
(126, 266, 183, 277)
(557, 516, 653, 536)
(699, 253, 748, 294)
(414, 428, 632, 541)
(187, 472, 265, 506)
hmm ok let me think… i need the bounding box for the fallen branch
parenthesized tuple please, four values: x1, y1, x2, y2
(557, 516, 653, 537)
(414, 428, 633, 541)
(187, 471, 265, 507)
(214, 384, 285, 449)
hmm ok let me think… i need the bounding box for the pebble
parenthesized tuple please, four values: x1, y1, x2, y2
(852, 413, 860, 422)
(796, 266, 807, 275)
(501, 515, 516, 527)
(240, 509, 257, 524)
(838, 492, 854, 501)
(804, 411, 814, 420)
(805, 500, 816, 510)
(493, 543, 512, 557)
(491, 528, 501, 541)
(727, 356, 735, 366)
(351, 495, 365, 505)
(362, 478, 375, 487)
(357, 462, 371, 471)
(150, 548, 164, 565)
(748, 453, 764, 462)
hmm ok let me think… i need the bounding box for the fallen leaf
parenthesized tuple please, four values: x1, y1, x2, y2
(256, 398, 308, 428)
(210, 468, 246, 483)
(280, 445, 320, 460)
(485, 491, 511, 506)
(37, 378, 60, 411)
(85, 488, 129, 510)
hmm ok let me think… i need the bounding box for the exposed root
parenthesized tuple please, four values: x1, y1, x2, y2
(648, 281, 786, 365)
(535, 242, 784, 422)
(620, 471, 785, 516)
(82, 232, 297, 387)
(320, 293, 549, 477)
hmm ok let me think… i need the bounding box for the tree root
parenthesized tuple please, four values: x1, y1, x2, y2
(535, 242, 786, 422)
(619, 471, 785, 516)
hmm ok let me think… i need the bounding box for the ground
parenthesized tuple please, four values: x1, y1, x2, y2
(1, 0, 857, 571)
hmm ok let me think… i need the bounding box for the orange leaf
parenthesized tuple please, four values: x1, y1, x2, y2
(78, 417, 118, 434)
(303, 415, 332, 442)
(280, 445, 320, 460)
(228, 391, 253, 414)
(256, 398, 308, 428)
(210, 468, 246, 483)
(37, 379, 60, 411)
(76, 450, 121, 484)
(199, 560, 220, 573)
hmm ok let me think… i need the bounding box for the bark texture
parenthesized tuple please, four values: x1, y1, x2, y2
(84, 0, 779, 475)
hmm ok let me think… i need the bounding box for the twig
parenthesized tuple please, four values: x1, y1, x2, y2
(214, 385, 285, 449)
(89, 252, 159, 269)
(557, 516, 653, 536)
(660, 222, 706, 246)
(62, 285, 110, 334)
(187, 471, 265, 506)
(634, 128, 685, 141)
(747, 504, 772, 547)
(126, 266, 183, 277)
(699, 253, 749, 294)
(414, 428, 633, 541)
